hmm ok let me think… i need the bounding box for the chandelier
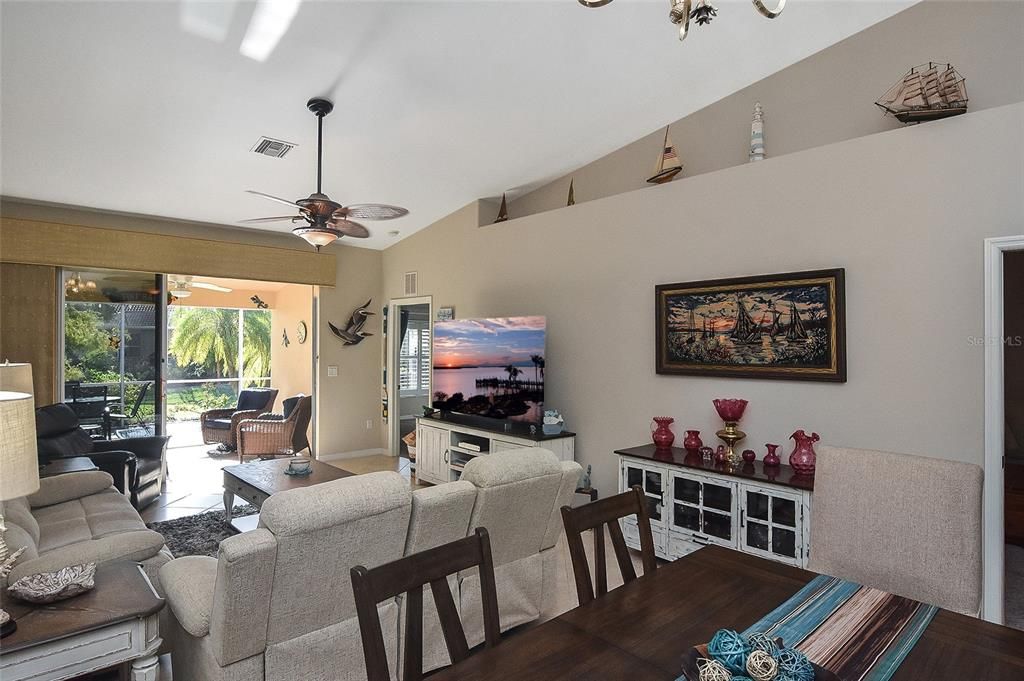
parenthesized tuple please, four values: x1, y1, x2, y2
(64, 272, 97, 294)
(579, 0, 786, 41)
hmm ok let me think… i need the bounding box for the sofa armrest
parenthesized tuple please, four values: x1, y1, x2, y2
(95, 436, 168, 462)
(27, 471, 116, 508)
(161, 555, 219, 637)
(7, 529, 167, 583)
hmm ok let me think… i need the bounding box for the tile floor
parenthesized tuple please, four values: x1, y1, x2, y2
(141, 430, 424, 524)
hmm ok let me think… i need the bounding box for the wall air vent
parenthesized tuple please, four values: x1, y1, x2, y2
(404, 271, 418, 296)
(251, 136, 296, 158)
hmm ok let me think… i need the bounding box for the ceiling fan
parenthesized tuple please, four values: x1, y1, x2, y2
(168, 275, 232, 299)
(242, 98, 409, 250)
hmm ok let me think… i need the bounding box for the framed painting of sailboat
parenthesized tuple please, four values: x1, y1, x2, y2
(656, 269, 846, 382)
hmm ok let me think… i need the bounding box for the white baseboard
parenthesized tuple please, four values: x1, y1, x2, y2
(318, 448, 387, 461)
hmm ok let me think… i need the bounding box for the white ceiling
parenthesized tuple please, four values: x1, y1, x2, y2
(1, 1, 911, 250)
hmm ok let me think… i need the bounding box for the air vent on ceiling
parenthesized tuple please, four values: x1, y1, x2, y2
(251, 136, 296, 158)
(404, 271, 419, 296)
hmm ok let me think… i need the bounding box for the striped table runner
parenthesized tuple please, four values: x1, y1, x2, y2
(741, 575, 938, 681)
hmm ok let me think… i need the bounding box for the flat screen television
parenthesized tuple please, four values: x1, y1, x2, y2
(432, 316, 545, 422)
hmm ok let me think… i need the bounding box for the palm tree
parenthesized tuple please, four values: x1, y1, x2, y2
(504, 365, 521, 394)
(242, 310, 272, 382)
(530, 354, 543, 385)
(169, 308, 272, 381)
(169, 308, 238, 377)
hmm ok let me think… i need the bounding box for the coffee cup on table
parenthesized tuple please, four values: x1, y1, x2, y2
(288, 457, 311, 474)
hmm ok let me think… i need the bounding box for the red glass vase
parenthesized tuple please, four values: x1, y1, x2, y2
(789, 430, 820, 476)
(764, 443, 781, 467)
(683, 430, 703, 453)
(651, 417, 675, 449)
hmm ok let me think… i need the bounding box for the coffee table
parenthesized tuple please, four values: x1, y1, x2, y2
(0, 561, 163, 681)
(222, 458, 354, 532)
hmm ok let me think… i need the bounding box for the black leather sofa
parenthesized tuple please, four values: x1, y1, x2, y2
(35, 403, 169, 510)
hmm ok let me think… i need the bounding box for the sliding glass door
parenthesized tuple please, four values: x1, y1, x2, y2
(61, 268, 165, 438)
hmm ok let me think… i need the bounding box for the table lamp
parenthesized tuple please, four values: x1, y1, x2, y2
(0, 363, 40, 638)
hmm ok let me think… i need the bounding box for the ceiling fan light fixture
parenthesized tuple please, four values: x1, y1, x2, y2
(292, 224, 342, 250)
(170, 288, 192, 299)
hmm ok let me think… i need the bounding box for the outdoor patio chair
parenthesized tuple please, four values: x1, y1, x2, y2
(108, 381, 152, 438)
(200, 387, 278, 452)
(67, 383, 111, 439)
(236, 394, 312, 462)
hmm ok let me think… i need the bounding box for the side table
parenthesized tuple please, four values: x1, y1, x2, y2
(39, 456, 99, 478)
(0, 561, 164, 681)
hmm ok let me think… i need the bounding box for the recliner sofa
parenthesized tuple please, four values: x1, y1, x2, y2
(36, 402, 169, 510)
(159, 449, 581, 680)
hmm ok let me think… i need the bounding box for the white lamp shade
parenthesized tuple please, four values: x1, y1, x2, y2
(0, 362, 34, 397)
(0, 391, 39, 500)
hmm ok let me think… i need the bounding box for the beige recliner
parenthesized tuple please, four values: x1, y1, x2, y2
(160, 472, 413, 681)
(808, 445, 983, 615)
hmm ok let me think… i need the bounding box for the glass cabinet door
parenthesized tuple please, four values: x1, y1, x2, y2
(669, 472, 736, 547)
(623, 461, 664, 524)
(741, 486, 801, 563)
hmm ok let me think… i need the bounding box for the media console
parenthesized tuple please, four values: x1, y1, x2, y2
(415, 412, 576, 486)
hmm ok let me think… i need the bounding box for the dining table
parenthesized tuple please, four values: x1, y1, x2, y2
(429, 545, 1024, 680)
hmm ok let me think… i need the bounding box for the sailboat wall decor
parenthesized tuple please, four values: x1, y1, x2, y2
(566, 178, 576, 206)
(646, 126, 683, 184)
(655, 269, 847, 382)
(876, 62, 968, 124)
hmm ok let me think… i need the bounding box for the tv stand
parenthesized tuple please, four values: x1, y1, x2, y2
(414, 414, 575, 486)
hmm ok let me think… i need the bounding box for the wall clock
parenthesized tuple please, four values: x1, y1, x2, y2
(296, 321, 308, 344)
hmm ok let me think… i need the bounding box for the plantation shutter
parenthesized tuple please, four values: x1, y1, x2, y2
(399, 319, 431, 393)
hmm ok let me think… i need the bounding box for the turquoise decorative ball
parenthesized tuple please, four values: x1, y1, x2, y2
(774, 648, 814, 681)
(708, 628, 751, 675)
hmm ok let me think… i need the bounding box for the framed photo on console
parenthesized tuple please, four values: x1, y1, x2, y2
(656, 268, 846, 382)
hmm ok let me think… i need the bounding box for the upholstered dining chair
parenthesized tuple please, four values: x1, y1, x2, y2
(351, 528, 502, 681)
(560, 485, 658, 606)
(808, 445, 983, 615)
(200, 387, 278, 452)
(235, 394, 312, 462)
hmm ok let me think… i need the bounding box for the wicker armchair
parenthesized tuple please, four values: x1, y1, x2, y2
(236, 395, 312, 462)
(200, 388, 278, 451)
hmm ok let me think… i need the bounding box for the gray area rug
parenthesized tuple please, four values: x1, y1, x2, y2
(1007, 544, 1024, 631)
(147, 505, 259, 558)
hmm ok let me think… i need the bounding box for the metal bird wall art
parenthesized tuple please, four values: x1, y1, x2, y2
(329, 299, 375, 346)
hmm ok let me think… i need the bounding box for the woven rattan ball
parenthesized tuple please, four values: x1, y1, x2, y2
(708, 629, 750, 674)
(774, 648, 814, 681)
(747, 632, 781, 658)
(745, 649, 779, 681)
(697, 657, 733, 681)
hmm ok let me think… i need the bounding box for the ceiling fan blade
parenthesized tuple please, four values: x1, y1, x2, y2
(329, 219, 371, 238)
(239, 216, 302, 224)
(246, 190, 302, 209)
(192, 282, 233, 293)
(341, 204, 409, 220)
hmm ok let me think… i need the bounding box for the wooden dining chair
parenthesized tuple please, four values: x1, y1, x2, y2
(560, 485, 658, 606)
(350, 527, 502, 681)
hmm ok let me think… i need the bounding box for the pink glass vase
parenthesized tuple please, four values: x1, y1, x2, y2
(763, 443, 781, 467)
(683, 430, 703, 453)
(712, 398, 748, 422)
(789, 430, 820, 476)
(651, 417, 675, 449)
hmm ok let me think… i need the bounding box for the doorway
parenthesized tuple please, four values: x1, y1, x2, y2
(983, 236, 1024, 626)
(387, 297, 432, 460)
(1003, 251, 1024, 629)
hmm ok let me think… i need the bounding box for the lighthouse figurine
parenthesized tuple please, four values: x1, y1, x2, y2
(749, 102, 765, 162)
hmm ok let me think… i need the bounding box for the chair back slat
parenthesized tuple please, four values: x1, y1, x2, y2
(351, 527, 501, 681)
(560, 486, 657, 606)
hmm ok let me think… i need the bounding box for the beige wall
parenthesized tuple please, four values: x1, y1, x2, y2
(316, 246, 385, 457)
(383, 103, 1024, 495)
(510, 0, 1024, 221)
(270, 284, 314, 446)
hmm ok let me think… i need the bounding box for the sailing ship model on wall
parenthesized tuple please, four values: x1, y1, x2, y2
(875, 62, 968, 124)
(646, 126, 683, 184)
